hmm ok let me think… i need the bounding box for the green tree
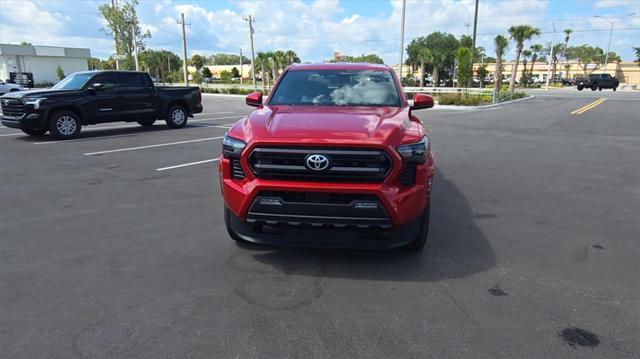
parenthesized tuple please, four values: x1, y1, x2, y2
(528, 43, 543, 84)
(454, 47, 473, 88)
(561, 29, 572, 64)
(190, 54, 205, 70)
(477, 64, 488, 88)
(567, 45, 621, 74)
(139, 50, 180, 81)
(231, 67, 240, 78)
(270, 50, 285, 79)
(206, 53, 250, 65)
(255, 51, 272, 86)
(424, 32, 459, 87)
(493, 35, 509, 93)
(99, 0, 151, 69)
(20, 41, 32, 45)
(56, 65, 65, 80)
(88, 57, 102, 70)
(508, 24, 541, 93)
(283, 50, 301, 67)
(328, 53, 384, 64)
(201, 67, 213, 78)
(220, 70, 232, 81)
(634, 47, 640, 62)
(520, 49, 531, 85)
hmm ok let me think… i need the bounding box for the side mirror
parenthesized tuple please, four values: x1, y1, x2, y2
(89, 83, 106, 91)
(245, 92, 263, 107)
(411, 93, 434, 110)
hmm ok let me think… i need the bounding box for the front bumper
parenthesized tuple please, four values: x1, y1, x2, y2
(1, 113, 45, 130)
(219, 152, 434, 248)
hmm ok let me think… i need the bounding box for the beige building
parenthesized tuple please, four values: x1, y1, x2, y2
(474, 61, 640, 84)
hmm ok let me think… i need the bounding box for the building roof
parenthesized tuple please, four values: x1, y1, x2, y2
(0, 44, 90, 58)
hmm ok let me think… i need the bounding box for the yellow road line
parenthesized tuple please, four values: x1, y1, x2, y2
(571, 98, 607, 115)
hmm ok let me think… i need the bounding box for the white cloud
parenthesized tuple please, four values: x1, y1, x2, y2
(594, 0, 631, 8)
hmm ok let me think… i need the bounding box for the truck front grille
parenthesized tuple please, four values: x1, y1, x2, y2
(1, 99, 26, 118)
(248, 147, 392, 182)
(231, 159, 246, 180)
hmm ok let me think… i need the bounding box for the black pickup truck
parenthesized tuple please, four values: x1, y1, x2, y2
(576, 73, 619, 91)
(0, 71, 202, 139)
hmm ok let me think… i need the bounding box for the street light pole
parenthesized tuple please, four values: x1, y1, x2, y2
(131, 21, 140, 71)
(594, 13, 635, 74)
(398, 0, 406, 82)
(545, 23, 555, 90)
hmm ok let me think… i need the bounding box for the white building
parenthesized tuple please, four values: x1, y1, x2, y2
(0, 43, 90, 85)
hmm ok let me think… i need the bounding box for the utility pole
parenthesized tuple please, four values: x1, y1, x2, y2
(398, 0, 406, 82)
(179, 13, 189, 85)
(545, 23, 555, 90)
(470, 0, 479, 87)
(111, 0, 120, 70)
(243, 15, 256, 87)
(167, 55, 171, 72)
(130, 21, 140, 71)
(240, 48, 243, 85)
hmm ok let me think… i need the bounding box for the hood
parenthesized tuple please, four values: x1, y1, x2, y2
(0, 88, 80, 99)
(231, 105, 423, 147)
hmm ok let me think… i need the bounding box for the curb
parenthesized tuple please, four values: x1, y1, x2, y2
(430, 95, 534, 111)
(477, 95, 535, 109)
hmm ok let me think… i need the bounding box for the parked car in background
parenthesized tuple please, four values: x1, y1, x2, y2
(0, 70, 202, 139)
(576, 73, 619, 91)
(0, 80, 24, 95)
(220, 63, 435, 250)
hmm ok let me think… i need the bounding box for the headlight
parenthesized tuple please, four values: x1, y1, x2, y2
(222, 133, 246, 158)
(396, 136, 429, 164)
(24, 97, 46, 110)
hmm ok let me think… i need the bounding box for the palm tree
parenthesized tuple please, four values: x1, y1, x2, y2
(508, 25, 541, 94)
(561, 29, 572, 65)
(417, 48, 430, 87)
(255, 52, 271, 87)
(271, 50, 285, 78)
(528, 44, 543, 85)
(283, 50, 300, 68)
(521, 49, 531, 84)
(493, 35, 509, 93)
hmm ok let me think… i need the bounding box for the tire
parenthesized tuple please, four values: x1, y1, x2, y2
(405, 202, 431, 251)
(21, 128, 47, 136)
(598, 87, 602, 91)
(613, 85, 617, 92)
(165, 104, 188, 129)
(137, 119, 156, 127)
(577, 85, 583, 91)
(591, 83, 598, 91)
(48, 110, 81, 140)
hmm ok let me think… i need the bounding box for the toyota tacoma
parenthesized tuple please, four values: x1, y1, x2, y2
(219, 63, 435, 250)
(0, 70, 202, 139)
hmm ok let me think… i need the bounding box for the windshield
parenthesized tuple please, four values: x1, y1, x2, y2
(52, 73, 94, 90)
(269, 69, 401, 107)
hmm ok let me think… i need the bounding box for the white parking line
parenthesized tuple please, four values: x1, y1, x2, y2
(194, 111, 235, 116)
(190, 116, 243, 123)
(156, 158, 219, 171)
(84, 136, 224, 156)
(0, 132, 21, 137)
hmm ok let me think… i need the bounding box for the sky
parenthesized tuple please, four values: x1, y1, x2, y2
(0, 0, 639, 63)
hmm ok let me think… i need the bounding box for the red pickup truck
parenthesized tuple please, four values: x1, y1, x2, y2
(219, 63, 435, 250)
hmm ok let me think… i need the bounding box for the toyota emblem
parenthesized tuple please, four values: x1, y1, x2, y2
(305, 154, 331, 171)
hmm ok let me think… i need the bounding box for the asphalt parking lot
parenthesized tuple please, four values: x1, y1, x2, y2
(1, 91, 639, 358)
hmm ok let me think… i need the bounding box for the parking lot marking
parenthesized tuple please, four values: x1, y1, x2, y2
(189, 116, 244, 123)
(194, 111, 235, 116)
(84, 136, 224, 156)
(156, 158, 220, 171)
(0, 132, 21, 137)
(571, 98, 606, 115)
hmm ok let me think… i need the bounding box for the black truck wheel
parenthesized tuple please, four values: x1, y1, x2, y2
(613, 85, 618, 92)
(48, 110, 82, 140)
(577, 85, 584, 91)
(405, 202, 431, 251)
(165, 105, 188, 129)
(590, 83, 598, 91)
(21, 128, 48, 136)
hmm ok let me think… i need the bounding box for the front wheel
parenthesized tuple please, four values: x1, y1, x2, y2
(613, 85, 617, 92)
(577, 85, 584, 91)
(591, 84, 598, 91)
(405, 202, 431, 251)
(165, 105, 188, 129)
(49, 110, 81, 140)
(21, 128, 47, 136)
